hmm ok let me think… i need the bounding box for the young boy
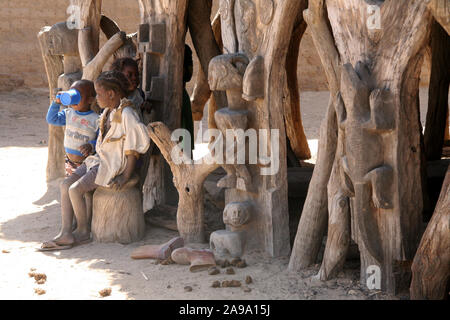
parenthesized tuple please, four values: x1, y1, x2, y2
(46, 80, 99, 176)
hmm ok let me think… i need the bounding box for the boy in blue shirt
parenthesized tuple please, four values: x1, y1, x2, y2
(46, 80, 99, 176)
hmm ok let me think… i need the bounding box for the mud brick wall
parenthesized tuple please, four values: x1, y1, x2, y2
(0, 0, 430, 92)
(0, 0, 140, 90)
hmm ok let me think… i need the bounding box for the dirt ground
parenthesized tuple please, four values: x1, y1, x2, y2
(0, 87, 431, 300)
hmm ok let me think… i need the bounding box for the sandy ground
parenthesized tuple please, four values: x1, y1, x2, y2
(0, 87, 431, 300)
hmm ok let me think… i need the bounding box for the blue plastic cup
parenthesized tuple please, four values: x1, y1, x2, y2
(56, 89, 82, 106)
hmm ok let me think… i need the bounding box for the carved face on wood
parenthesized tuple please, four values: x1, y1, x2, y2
(223, 201, 253, 227)
(208, 54, 249, 91)
(46, 22, 79, 56)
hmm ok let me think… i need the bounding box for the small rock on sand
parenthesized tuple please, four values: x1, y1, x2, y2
(184, 286, 193, 292)
(212, 281, 221, 288)
(245, 276, 253, 284)
(208, 267, 220, 275)
(216, 259, 230, 268)
(29, 272, 47, 284)
(236, 260, 247, 268)
(99, 288, 112, 297)
(222, 280, 241, 288)
(2, 250, 10, 253)
(226, 267, 235, 275)
(34, 288, 46, 295)
(230, 258, 241, 266)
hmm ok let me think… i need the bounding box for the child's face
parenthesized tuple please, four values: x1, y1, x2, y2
(122, 65, 139, 92)
(70, 83, 94, 112)
(95, 83, 117, 109)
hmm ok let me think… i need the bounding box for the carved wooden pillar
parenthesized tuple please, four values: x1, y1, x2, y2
(424, 20, 450, 161)
(205, 0, 309, 257)
(145, 0, 304, 253)
(290, 0, 438, 294)
(147, 122, 219, 243)
(38, 25, 68, 181)
(187, 0, 227, 123)
(139, 0, 189, 210)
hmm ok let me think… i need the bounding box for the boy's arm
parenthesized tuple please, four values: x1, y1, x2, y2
(46, 101, 66, 126)
(80, 129, 99, 157)
(89, 129, 100, 150)
(88, 129, 99, 152)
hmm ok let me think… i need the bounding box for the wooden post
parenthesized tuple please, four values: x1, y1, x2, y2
(148, 122, 219, 243)
(289, 0, 341, 270)
(206, 0, 308, 257)
(424, 20, 450, 160)
(139, 0, 189, 210)
(37, 26, 66, 182)
(146, 0, 305, 256)
(428, 0, 450, 35)
(284, 4, 311, 161)
(187, 0, 227, 123)
(410, 166, 450, 300)
(290, 0, 436, 294)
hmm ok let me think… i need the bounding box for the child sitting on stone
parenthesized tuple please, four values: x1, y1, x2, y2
(46, 80, 99, 176)
(39, 71, 150, 251)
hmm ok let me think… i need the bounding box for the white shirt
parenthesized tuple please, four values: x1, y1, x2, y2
(84, 99, 150, 187)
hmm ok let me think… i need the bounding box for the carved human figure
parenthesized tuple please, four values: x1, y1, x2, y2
(208, 53, 253, 191)
(42, 22, 82, 92)
(210, 201, 254, 257)
(223, 201, 253, 229)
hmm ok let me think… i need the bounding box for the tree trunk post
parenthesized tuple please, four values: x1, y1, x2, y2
(147, 122, 219, 243)
(289, 0, 341, 271)
(291, 0, 436, 294)
(410, 165, 450, 300)
(37, 27, 66, 182)
(204, 0, 309, 257)
(187, 0, 227, 123)
(424, 20, 450, 161)
(285, 8, 311, 161)
(139, 0, 189, 210)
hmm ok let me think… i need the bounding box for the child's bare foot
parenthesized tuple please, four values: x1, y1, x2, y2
(51, 233, 76, 246)
(72, 230, 92, 244)
(38, 233, 75, 251)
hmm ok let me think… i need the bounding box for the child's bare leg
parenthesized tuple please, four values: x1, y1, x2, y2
(72, 192, 92, 231)
(84, 191, 93, 229)
(52, 175, 80, 245)
(69, 182, 92, 242)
